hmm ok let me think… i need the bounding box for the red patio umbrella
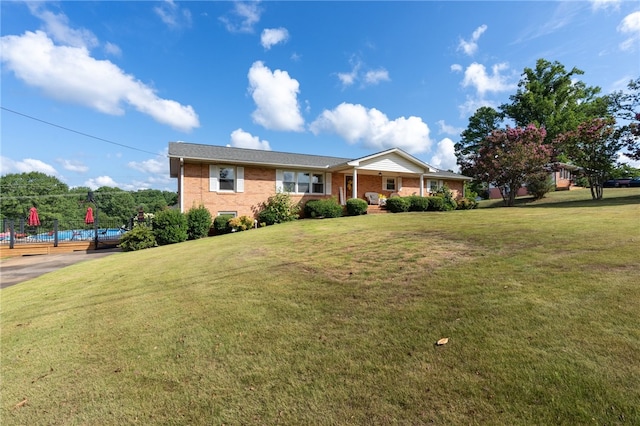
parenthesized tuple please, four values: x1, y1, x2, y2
(85, 206, 94, 224)
(28, 206, 41, 226)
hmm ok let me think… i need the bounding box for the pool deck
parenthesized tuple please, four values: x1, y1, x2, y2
(0, 247, 122, 289)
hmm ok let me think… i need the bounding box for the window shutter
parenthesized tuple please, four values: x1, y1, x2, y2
(325, 173, 332, 195)
(209, 165, 219, 192)
(398, 177, 402, 190)
(236, 167, 244, 192)
(275, 169, 283, 192)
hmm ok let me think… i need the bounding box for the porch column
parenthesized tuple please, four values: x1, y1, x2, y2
(179, 158, 185, 213)
(352, 168, 358, 199)
(420, 175, 425, 197)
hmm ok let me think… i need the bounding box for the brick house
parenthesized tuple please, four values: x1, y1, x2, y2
(488, 162, 581, 199)
(168, 142, 472, 218)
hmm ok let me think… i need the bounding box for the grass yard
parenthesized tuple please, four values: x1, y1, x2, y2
(2, 188, 639, 425)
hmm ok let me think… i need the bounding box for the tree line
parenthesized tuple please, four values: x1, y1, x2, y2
(455, 58, 639, 205)
(0, 171, 177, 225)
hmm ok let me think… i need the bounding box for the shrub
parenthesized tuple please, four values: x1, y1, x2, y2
(213, 214, 234, 235)
(186, 205, 212, 240)
(436, 185, 457, 211)
(407, 195, 429, 212)
(153, 208, 187, 245)
(304, 198, 343, 218)
(428, 196, 445, 211)
(345, 198, 368, 216)
(456, 197, 478, 210)
(257, 192, 300, 225)
(385, 196, 410, 213)
(526, 172, 555, 200)
(228, 215, 255, 232)
(119, 225, 156, 252)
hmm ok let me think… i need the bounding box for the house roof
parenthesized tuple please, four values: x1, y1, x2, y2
(169, 142, 350, 169)
(168, 142, 471, 180)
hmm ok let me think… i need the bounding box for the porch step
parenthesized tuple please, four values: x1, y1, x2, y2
(367, 205, 388, 214)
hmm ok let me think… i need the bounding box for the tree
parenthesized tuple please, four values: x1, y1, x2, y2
(94, 187, 137, 224)
(455, 106, 503, 176)
(555, 117, 623, 200)
(473, 125, 552, 206)
(132, 189, 178, 214)
(0, 172, 74, 222)
(500, 59, 605, 146)
(608, 77, 640, 160)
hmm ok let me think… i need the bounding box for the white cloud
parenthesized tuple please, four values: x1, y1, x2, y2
(247, 61, 304, 132)
(220, 1, 262, 33)
(364, 69, 390, 85)
(337, 59, 361, 87)
(57, 159, 89, 173)
(261, 27, 289, 50)
(590, 0, 621, 11)
(84, 175, 120, 190)
(229, 128, 271, 150)
(310, 102, 432, 154)
(458, 24, 487, 56)
(618, 11, 640, 51)
(429, 138, 459, 172)
(104, 42, 122, 57)
(437, 120, 463, 136)
(27, 3, 98, 49)
(0, 156, 59, 176)
(450, 64, 463, 73)
(458, 96, 497, 118)
(336, 57, 390, 88)
(128, 157, 166, 174)
(461, 62, 516, 96)
(0, 31, 200, 132)
(618, 151, 640, 168)
(154, 0, 192, 29)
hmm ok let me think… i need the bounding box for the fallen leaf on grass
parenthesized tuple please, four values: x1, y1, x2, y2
(14, 398, 27, 409)
(436, 338, 449, 346)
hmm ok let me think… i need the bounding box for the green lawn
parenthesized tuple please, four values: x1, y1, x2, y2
(2, 188, 639, 425)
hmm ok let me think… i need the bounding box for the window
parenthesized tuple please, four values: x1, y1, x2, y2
(210, 165, 244, 192)
(219, 167, 235, 191)
(428, 179, 443, 194)
(384, 177, 396, 191)
(312, 174, 324, 194)
(278, 170, 328, 194)
(283, 171, 296, 192)
(298, 173, 310, 193)
(218, 211, 237, 218)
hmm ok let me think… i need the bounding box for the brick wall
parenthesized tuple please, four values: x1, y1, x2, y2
(179, 162, 467, 217)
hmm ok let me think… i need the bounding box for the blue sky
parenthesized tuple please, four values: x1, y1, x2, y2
(1, 0, 639, 191)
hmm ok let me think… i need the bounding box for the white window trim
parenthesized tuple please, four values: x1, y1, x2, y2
(276, 169, 330, 195)
(210, 165, 244, 193)
(382, 176, 401, 192)
(217, 211, 237, 217)
(427, 179, 444, 194)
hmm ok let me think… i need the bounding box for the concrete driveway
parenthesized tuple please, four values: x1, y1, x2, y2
(0, 248, 121, 289)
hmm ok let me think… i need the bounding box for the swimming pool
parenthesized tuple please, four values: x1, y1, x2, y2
(27, 228, 126, 242)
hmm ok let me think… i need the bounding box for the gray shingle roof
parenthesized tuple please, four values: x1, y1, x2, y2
(168, 142, 350, 169)
(169, 141, 472, 180)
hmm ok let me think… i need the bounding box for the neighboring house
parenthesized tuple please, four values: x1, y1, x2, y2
(488, 162, 581, 199)
(550, 162, 581, 191)
(168, 142, 472, 218)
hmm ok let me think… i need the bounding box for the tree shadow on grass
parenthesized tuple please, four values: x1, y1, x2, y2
(479, 190, 640, 209)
